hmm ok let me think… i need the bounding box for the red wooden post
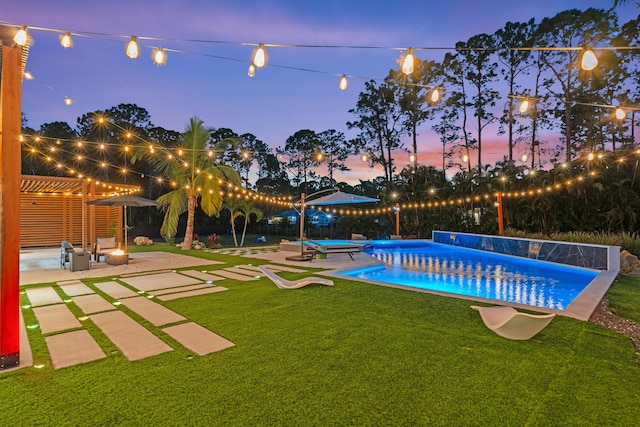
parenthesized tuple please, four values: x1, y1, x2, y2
(496, 192, 504, 236)
(0, 34, 23, 369)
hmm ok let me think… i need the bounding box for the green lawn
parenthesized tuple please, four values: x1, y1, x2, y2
(3, 247, 640, 425)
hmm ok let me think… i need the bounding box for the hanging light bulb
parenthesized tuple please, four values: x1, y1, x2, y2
(409, 153, 417, 163)
(64, 97, 73, 106)
(462, 154, 469, 163)
(581, 48, 598, 71)
(339, 75, 348, 91)
(125, 36, 139, 59)
(518, 99, 529, 113)
(402, 47, 415, 75)
(252, 43, 267, 68)
(248, 64, 255, 77)
(14, 26, 29, 46)
(615, 107, 626, 120)
(151, 47, 167, 65)
(430, 89, 440, 103)
(521, 153, 528, 162)
(360, 153, 369, 162)
(59, 31, 73, 48)
(587, 152, 595, 161)
(23, 71, 34, 80)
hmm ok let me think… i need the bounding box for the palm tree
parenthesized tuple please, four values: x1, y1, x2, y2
(239, 202, 264, 247)
(153, 116, 242, 249)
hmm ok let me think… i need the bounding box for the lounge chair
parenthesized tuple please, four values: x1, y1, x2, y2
(470, 305, 555, 340)
(94, 237, 120, 262)
(257, 266, 334, 289)
(307, 241, 365, 261)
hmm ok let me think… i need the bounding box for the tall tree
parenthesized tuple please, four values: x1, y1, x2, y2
(537, 8, 618, 162)
(347, 80, 403, 186)
(495, 19, 536, 161)
(279, 129, 321, 195)
(317, 129, 350, 183)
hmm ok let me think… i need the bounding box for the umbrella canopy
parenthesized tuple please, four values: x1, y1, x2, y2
(85, 195, 161, 207)
(306, 191, 378, 206)
(86, 195, 161, 251)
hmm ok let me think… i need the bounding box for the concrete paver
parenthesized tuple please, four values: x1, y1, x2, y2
(58, 282, 95, 296)
(94, 281, 138, 299)
(91, 311, 173, 361)
(72, 294, 117, 314)
(156, 287, 228, 301)
(120, 296, 186, 327)
(26, 287, 63, 307)
(32, 304, 82, 334)
(163, 322, 234, 356)
(46, 330, 106, 369)
(120, 272, 202, 291)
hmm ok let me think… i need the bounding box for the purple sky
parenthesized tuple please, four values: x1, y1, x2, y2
(2, 0, 637, 184)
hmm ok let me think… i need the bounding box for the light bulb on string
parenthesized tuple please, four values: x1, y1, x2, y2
(402, 47, 415, 75)
(59, 31, 73, 48)
(23, 71, 34, 80)
(125, 36, 139, 59)
(151, 47, 167, 66)
(64, 97, 73, 106)
(615, 107, 626, 120)
(339, 75, 348, 91)
(518, 99, 529, 114)
(252, 43, 267, 68)
(14, 26, 29, 46)
(248, 64, 255, 77)
(430, 89, 440, 103)
(581, 47, 598, 71)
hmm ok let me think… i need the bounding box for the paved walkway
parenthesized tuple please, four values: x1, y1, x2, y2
(13, 247, 380, 372)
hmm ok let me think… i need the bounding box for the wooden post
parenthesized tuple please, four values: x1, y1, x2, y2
(0, 36, 23, 369)
(496, 192, 504, 236)
(395, 203, 400, 236)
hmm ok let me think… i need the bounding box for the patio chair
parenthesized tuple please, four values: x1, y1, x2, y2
(94, 236, 120, 262)
(257, 266, 334, 289)
(60, 241, 75, 269)
(471, 305, 555, 340)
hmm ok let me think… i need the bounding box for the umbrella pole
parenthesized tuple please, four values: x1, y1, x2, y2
(124, 205, 128, 252)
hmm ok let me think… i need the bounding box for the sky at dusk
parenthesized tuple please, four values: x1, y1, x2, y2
(2, 0, 637, 184)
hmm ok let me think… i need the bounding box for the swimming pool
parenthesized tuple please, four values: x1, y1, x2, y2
(335, 240, 599, 310)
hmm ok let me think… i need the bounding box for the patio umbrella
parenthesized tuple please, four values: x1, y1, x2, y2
(287, 190, 378, 261)
(86, 195, 161, 251)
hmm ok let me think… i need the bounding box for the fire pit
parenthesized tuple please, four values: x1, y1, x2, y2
(105, 250, 129, 265)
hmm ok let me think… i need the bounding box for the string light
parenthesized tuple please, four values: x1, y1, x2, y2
(339, 75, 348, 91)
(59, 31, 73, 48)
(248, 64, 255, 77)
(23, 71, 34, 80)
(430, 89, 440, 103)
(151, 47, 167, 66)
(402, 47, 415, 75)
(518, 99, 529, 113)
(252, 43, 267, 68)
(13, 25, 29, 46)
(125, 36, 140, 59)
(64, 97, 73, 106)
(615, 107, 626, 120)
(581, 47, 598, 71)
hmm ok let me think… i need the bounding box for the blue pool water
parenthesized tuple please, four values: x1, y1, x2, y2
(335, 240, 599, 310)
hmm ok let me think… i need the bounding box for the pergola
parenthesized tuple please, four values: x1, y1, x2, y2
(20, 175, 141, 249)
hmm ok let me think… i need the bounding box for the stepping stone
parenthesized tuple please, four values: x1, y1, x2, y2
(120, 269, 174, 278)
(59, 282, 95, 297)
(178, 270, 226, 282)
(217, 269, 258, 281)
(94, 281, 138, 299)
(32, 304, 82, 334)
(90, 311, 173, 361)
(156, 287, 228, 301)
(26, 287, 63, 307)
(162, 322, 234, 356)
(119, 296, 186, 327)
(45, 330, 106, 369)
(72, 294, 116, 314)
(228, 266, 263, 277)
(120, 272, 201, 291)
(264, 264, 308, 273)
(151, 284, 215, 296)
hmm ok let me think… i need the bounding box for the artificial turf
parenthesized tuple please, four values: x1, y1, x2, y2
(2, 248, 639, 425)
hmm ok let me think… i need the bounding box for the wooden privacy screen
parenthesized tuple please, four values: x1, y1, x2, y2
(20, 193, 122, 247)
